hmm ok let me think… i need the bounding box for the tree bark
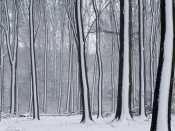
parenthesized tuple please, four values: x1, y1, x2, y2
(29, 0, 40, 120)
(138, 0, 146, 119)
(75, 0, 93, 123)
(115, 0, 132, 121)
(4, 0, 19, 115)
(150, 0, 174, 130)
(92, 0, 103, 119)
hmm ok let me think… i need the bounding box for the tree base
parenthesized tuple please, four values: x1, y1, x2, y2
(80, 118, 94, 124)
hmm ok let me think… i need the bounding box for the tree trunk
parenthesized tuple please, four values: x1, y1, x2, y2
(0, 43, 4, 113)
(66, 21, 74, 113)
(57, 10, 65, 114)
(115, 0, 124, 120)
(75, 0, 93, 123)
(43, 28, 48, 113)
(110, 5, 116, 112)
(138, 0, 146, 119)
(92, 0, 103, 119)
(4, 0, 19, 115)
(28, 77, 33, 114)
(91, 55, 97, 113)
(150, 0, 174, 130)
(11, 64, 17, 114)
(0, 8, 4, 113)
(115, 0, 132, 121)
(29, 0, 40, 120)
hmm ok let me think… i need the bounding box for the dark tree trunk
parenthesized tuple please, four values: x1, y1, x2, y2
(115, 0, 124, 120)
(150, 0, 174, 130)
(129, 0, 133, 118)
(75, 0, 93, 123)
(150, 0, 165, 129)
(168, 2, 175, 130)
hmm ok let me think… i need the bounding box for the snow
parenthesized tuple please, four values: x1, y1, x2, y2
(0, 115, 175, 131)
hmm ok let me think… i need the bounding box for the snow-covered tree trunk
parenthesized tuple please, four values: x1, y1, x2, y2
(43, 2, 48, 113)
(11, 64, 17, 115)
(0, 0, 1, 97)
(91, 55, 97, 113)
(150, 0, 174, 130)
(132, 55, 136, 108)
(57, 7, 65, 114)
(115, 0, 124, 120)
(149, 27, 154, 109)
(43, 28, 48, 113)
(92, 0, 103, 119)
(115, 0, 132, 121)
(28, 77, 33, 114)
(75, 0, 93, 123)
(66, 21, 74, 113)
(0, 8, 5, 113)
(4, 0, 19, 115)
(76, 62, 80, 111)
(29, 0, 40, 120)
(128, 0, 133, 116)
(138, 0, 146, 119)
(110, 4, 116, 112)
(149, 0, 155, 109)
(0, 39, 4, 113)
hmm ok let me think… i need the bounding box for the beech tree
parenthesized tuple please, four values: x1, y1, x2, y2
(150, 0, 174, 130)
(43, 0, 48, 114)
(92, 0, 103, 119)
(75, 0, 93, 123)
(29, 0, 40, 120)
(0, 0, 20, 115)
(114, 0, 132, 121)
(138, 0, 147, 119)
(0, 2, 5, 113)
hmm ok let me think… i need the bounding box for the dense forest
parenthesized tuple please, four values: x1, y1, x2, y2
(0, 0, 175, 131)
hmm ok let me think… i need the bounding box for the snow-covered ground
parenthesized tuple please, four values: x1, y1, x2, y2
(0, 114, 175, 131)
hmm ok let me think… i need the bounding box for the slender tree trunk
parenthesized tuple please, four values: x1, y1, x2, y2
(91, 55, 97, 113)
(149, 2, 155, 109)
(76, 61, 80, 112)
(92, 0, 103, 119)
(0, 38, 4, 113)
(110, 4, 116, 112)
(11, 0, 19, 115)
(57, 9, 65, 114)
(75, 0, 93, 123)
(66, 21, 74, 113)
(115, 0, 132, 121)
(43, 1, 48, 113)
(4, 0, 19, 115)
(129, 0, 133, 118)
(29, 0, 40, 120)
(43, 28, 48, 113)
(0, 7, 4, 113)
(29, 77, 33, 114)
(138, 0, 146, 119)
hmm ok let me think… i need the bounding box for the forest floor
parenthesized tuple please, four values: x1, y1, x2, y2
(0, 114, 175, 131)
